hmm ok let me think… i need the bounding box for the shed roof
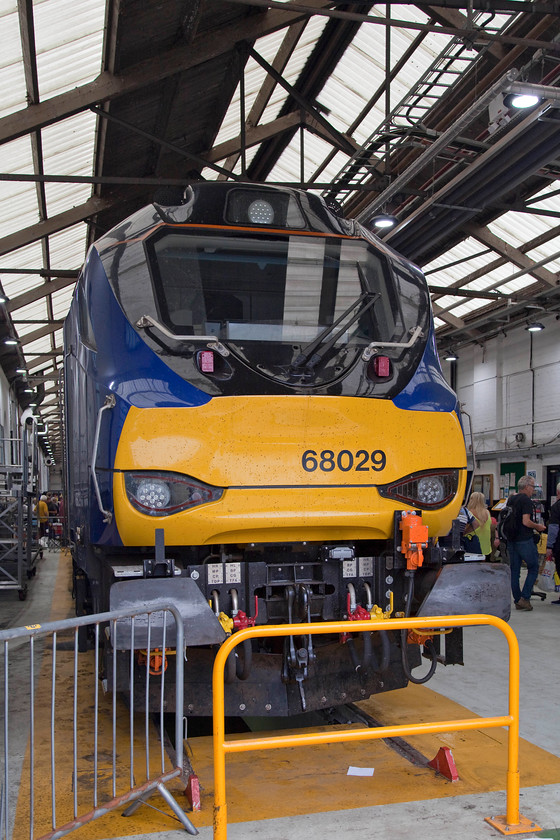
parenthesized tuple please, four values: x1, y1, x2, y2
(1, 0, 559, 460)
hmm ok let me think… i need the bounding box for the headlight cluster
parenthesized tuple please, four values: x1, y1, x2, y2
(124, 471, 223, 517)
(378, 469, 459, 510)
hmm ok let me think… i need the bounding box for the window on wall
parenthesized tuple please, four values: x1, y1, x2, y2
(472, 474, 493, 504)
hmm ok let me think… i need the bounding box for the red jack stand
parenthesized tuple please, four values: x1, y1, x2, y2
(184, 773, 201, 811)
(428, 746, 459, 781)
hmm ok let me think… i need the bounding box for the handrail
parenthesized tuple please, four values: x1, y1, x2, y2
(361, 324, 423, 359)
(461, 407, 476, 503)
(212, 614, 527, 839)
(90, 394, 116, 524)
(136, 314, 226, 347)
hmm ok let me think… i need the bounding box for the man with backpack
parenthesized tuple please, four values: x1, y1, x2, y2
(504, 476, 546, 611)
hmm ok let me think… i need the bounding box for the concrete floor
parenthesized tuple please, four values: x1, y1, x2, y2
(2, 552, 559, 840)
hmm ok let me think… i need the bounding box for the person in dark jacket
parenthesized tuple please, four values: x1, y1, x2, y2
(506, 475, 546, 611)
(546, 482, 560, 605)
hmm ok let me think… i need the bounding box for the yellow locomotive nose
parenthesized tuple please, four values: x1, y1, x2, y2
(112, 395, 467, 548)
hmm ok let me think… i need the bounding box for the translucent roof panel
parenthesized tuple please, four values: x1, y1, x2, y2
(319, 8, 452, 145)
(0, 0, 105, 456)
(424, 238, 498, 285)
(0, 136, 40, 237)
(0, 3, 27, 116)
(41, 113, 99, 217)
(33, 0, 105, 98)
(211, 17, 328, 154)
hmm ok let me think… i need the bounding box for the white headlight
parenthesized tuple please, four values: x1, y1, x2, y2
(416, 476, 445, 505)
(247, 199, 274, 224)
(125, 471, 224, 516)
(135, 478, 171, 509)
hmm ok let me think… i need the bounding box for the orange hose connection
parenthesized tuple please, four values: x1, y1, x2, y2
(137, 648, 169, 675)
(400, 511, 428, 569)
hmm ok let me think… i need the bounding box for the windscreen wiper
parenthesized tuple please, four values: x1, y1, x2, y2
(290, 291, 380, 377)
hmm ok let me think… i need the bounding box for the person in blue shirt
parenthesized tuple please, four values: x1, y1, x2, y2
(506, 476, 546, 611)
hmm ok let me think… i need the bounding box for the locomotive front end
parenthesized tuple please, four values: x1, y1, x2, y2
(65, 183, 510, 716)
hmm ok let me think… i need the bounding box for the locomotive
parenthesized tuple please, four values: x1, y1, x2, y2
(64, 182, 510, 716)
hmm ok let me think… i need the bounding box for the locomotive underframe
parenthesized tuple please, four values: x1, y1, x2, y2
(76, 536, 466, 716)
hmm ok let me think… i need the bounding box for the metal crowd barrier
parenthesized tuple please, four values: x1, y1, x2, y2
(212, 614, 532, 839)
(0, 602, 198, 840)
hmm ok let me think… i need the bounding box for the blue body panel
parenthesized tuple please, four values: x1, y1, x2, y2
(392, 329, 458, 413)
(64, 249, 211, 550)
(86, 248, 211, 410)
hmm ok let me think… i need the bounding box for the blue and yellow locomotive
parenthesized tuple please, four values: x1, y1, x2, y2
(64, 182, 509, 716)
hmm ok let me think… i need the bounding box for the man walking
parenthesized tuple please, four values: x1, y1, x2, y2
(506, 475, 546, 611)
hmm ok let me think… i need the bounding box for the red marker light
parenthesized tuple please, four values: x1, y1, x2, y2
(199, 351, 214, 373)
(373, 355, 391, 378)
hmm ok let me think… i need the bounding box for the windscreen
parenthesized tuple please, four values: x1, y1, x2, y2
(97, 226, 431, 391)
(148, 231, 424, 345)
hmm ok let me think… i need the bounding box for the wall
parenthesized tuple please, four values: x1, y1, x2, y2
(441, 312, 560, 503)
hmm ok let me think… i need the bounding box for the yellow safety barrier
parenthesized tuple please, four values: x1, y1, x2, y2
(212, 614, 536, 838)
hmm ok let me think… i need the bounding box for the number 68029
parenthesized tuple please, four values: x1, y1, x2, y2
(301, 449, 386, 473)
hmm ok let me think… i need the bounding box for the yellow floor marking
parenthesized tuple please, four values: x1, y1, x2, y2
(49, 548, 74, 622)
(12, 551, 185, 840)
(13, 555, 560, 836)
(180, 684, 560, 828)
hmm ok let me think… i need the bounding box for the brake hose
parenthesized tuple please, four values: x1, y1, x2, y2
(400, 571, 438, 684)
(346, 626, 390, 674)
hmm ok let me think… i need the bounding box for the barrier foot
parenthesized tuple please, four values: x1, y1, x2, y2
(484, 814, 541, 835)
(122, 794, 145, 816)
(185, 773, 201, 811)
(156, 782, 199, 835)
(427, 746, 459, 782)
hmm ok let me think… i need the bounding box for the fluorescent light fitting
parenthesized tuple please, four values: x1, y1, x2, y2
(371, 214, 398, 230)
(4, 338, 17, 346)
(504, 92, 540, 109)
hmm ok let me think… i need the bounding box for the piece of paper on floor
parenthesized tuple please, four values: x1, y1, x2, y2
(347, 766, 374, 776)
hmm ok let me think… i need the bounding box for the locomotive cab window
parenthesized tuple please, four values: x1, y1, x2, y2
(143, 229, 429, 386)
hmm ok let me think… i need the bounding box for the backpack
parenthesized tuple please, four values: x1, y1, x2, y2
(497, 503, 517, 542)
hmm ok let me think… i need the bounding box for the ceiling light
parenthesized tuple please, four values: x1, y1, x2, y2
(371, 214, 399, 230)
(16, 368, 27, 374)
(444, 349, 459, 361)
(503, 92, 540, 110)
(4, 338, 18, 346)
(525, 322, 544, 332)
